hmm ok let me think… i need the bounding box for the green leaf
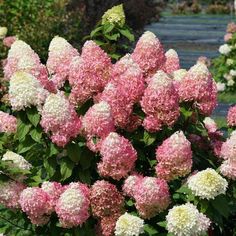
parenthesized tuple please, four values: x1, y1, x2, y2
(180, 107, 193, 119)
(27, 108, 40, 127)
(103, 23, 114, 34)
(144, 224, 159, 235)
(143, 131, 156, 146)
(126, 199, 134, 206)
(211, 195, 230, 218)
(67, 143, 81, 163)
(79, 148, 93, 170)
(157, 221, 167, 228)
(119, 28, 134, 41)
(78, 170, 91, 184)
(90, 26, 103, 37)
(29, 128, 42, 142)
(176, 185, 192, 194)
(105, 33, 120, 41)
(17, 121, 31, 142)
(60, 158, 74, 181)
(44, 157, 57, 177)
(49, 143, 59, 157)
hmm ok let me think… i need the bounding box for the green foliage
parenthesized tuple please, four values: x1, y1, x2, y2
(87, 4, 134, 60)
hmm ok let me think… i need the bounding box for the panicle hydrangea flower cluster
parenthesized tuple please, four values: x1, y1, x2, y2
(115, 212, 144, 236)
(161, 49, 180, 74)
(40, 92, 81, 147)
(122, 173, 143, 197)
(227, 105, 236, 127)
(133, 177, 170, 219)
(98, 132, 137, 180)
(46, 36, 79, 88)
(203, 117, 218, 133)
(0, 111, 17, 133)
(9, 71, 48, 111)
(155, 131, 192, 181)
(19, 187, 52, 225)
(177, 62, 217, 115)
(69, 40, 112, 106)
(227, 22, 236, 33)
(187, 168, 228, 200)
(3, 36, 17, 48)
(166, 203, 211, 236)
(4, 40, 41, 80)
(131, 31, 166, 77)
(91, 180, 124, 236)
(141, 71, 180, 132)
(0, 180, 26, 209)
(55, 182, 90, 228)
(220, 131, 236, 179)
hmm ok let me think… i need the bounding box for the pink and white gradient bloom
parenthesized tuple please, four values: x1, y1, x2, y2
(161, 49, 180, 74)
(0, 180, 25, 209)
(91, 180, 124, 219)
(133, 177, 170, 219)
(55, 182, 90, 228)
(224, 33, 233, 42)
(98, 132, 137, 180)
(227, 105, 236, 127)
(177, 62, 217, 116)
(82, 101, 115, 139)
(0, 111, 17, 133)
(220, 131, 236, 179)
(131, 31, 166, 77)
(203, 117, 218, 133)
(47, 36, 79, 88)
(40, 92, 81, 147)
(141, 70, 179, 132)
(19, 187, 51, 225)
(155, 131, 192, 181)
(69, 40, 112, 106)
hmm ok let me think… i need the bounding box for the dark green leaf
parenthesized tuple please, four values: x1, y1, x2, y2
(60, 158, 74, 181)
(17, 121, 31, 142)
(119, 28, 134, 41)
(67, 143, 81, 163)
(27, 109, 40, 127)
(29, 128, 42, 143)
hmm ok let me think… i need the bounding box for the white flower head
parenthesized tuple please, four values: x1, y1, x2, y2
(166, 203, 211, 236)
(226, 58, 234, 66)
(219, 44, 231, 55)
(227, 79, 235, 87)
(187, 168, 228, 200)
(0, 26, 7, 39)
(216, 82, 225, 92)
(230, 69, 236, 77)
(115, 212, 144, 236)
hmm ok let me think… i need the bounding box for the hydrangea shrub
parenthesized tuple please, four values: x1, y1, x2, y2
(0, 14, 236, 236)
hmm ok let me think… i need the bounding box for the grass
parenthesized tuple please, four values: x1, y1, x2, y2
(218, 93, 236, 104)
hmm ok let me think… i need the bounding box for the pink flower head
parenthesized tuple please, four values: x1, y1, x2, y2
(123, 173, 143, 197)
(40, 92, 81, 147)
(46, 36, 79, 88)
(197, 56, 211, 67)
(19, 187, 51, 225)
(155, 131, 193, 181)
(177, 63, 217, 116)
(131, 31, 165, 77)
(111, 54, 145, 103)
(0, 111, 17, 133)
(55, 182, 90, 228)
(161, 49, 180, 74)
(41, 181, 64, 212)
(98, 132, 137, 180)
(4, 40, 41, 80)
(134, 177, 170, 219)
(220, 160, 236, 180)
(227, 105, 236, 127)
(203, 117, 218, 133)
(227, 22, 236, 33)
(90, 180, 124, 218)
(141, 70, 180, 132)
(0, 180, 25, 209)
(3, 36, 17, 48)
(82, 101, 115, 139)
(224, 33, 233, 42)
(99, 82, 133, 129)
(69, 40, 112, 106)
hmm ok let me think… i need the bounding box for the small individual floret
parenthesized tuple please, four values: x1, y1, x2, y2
(155, 131, 192, 181)
(0, 111, 17, 133)
(9, 71, 48, 111)
(134, 177, 170, 219)
(115, 212, 144, 236)
(98, 132, 137, 180)
(55, 182, 90, 228)
(187, 168, 228, 200)
(46, 36, 79, 88)
(141, 70, 179, 132)
(227, 105, 236, 127)
(131, 31, 166, 77)
(0, 180, 25, 209)
(166, 203, 211, 236)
